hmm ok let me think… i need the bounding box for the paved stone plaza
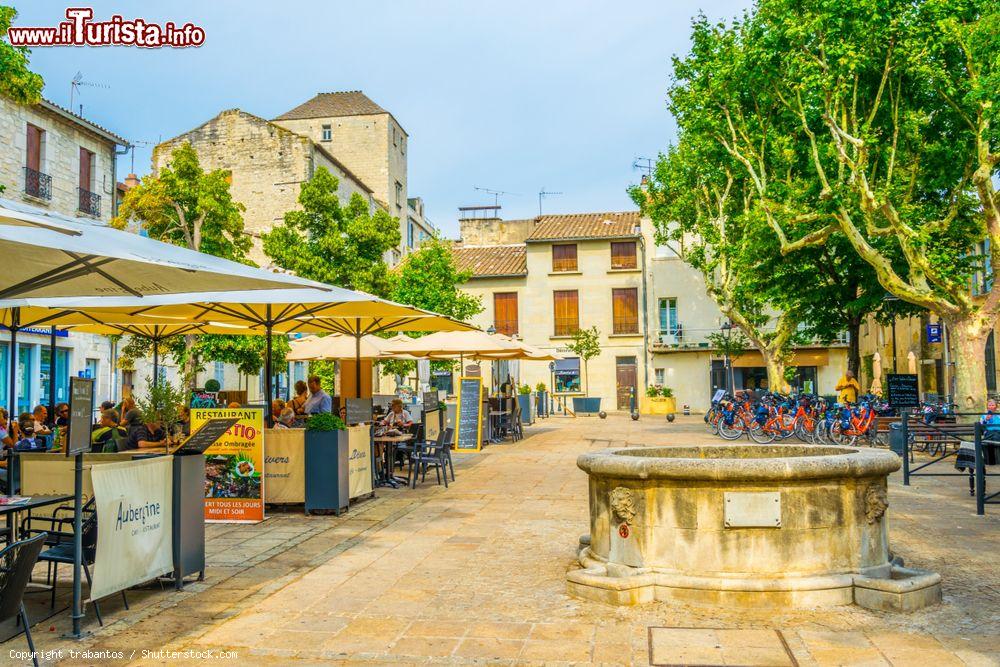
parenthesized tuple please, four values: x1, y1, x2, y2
(6, 415, 1000, 666)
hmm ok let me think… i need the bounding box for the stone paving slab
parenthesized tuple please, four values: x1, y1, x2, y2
(3, 416, 1000, 666)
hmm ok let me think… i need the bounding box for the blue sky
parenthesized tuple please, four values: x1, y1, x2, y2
(12, 1, 751, 237)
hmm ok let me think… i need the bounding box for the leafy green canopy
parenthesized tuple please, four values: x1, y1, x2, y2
(0, 7, 43, 105)
(263, 167, 401, 297)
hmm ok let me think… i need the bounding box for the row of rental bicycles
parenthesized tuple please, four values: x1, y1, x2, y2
(704, 392, 953, 446)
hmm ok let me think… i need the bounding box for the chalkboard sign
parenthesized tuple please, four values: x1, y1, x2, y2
(886, 374, 920, 409)
(345, 398, 373, 425)
(456, 376, 483, 451)
(173, 417, 240, 455)
(422, 390, 439, 409)
(67, 377, 94, 456)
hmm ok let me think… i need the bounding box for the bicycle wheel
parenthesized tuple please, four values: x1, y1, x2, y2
(717, 419, 744, 440)
(749, 422, 775, 444)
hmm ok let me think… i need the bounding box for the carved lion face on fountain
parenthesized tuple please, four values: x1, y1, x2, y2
(865, 484, 888, 524)
(610, 487, 637, 525)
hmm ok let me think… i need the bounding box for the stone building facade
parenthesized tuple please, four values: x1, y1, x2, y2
(449, 210, 848, 413)
(152, 108, 377, 265)
(0, 95, 129, 413)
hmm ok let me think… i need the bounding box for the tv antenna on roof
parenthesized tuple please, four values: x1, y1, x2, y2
(632, 157, 654, 176)
(128, 140, 157, 173)
(538, 188, 562, 216)
(473, 187, 518, 208)
(69, 71, 110, 114)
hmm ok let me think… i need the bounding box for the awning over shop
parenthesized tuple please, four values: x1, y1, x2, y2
(731, 349, 830, 368)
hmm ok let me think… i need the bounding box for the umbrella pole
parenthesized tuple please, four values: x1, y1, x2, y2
(355, 324, 362, 399)
(152, 338, 159, 389)
(48, 326, 57, 426)
(7, 307, 18, 423)
(70, 449, 84, 638)
(265, 306, 273, 426)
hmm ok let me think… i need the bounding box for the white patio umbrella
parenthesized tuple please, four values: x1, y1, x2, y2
(287, 333, 416, 361)
(870, 352, 883, 396)
(907, 351, 917, 375)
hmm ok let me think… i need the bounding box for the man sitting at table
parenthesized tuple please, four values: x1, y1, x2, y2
(32, 405, 52, 436)
(274, 407, 297, 429)
(304, 375, 332, 414)
(91, 409, 127, 453)
(381, 399, 413, 429)
(122, 409, 166, 450)
(14, 413, 46, 451)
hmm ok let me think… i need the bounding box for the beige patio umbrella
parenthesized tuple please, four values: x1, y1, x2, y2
(287, 333, 417, 361)
(4, 288, 475, 421)
(907, 351, 917, 375)
(870, 352, 883, 396)
(384, 329, 515, 359)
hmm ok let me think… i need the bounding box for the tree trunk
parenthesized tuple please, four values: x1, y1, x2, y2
(583, 360, 590, 396)
(183, 333, 198, 396)
(948, 316, 990, 414)
(761, 348, 787, 394)
(847, 318, 861, 377)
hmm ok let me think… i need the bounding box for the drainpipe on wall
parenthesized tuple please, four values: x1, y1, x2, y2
(637, 225, 650, 392)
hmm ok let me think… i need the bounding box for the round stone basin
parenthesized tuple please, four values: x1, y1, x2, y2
(568, 443, 917, 608)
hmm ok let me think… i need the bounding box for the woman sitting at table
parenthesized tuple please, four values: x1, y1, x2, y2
(381, 399, 413, 430)
(274, 407, 297, 429)
(290, 381, 309, 415)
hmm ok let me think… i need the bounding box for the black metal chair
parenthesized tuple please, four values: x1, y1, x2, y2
(409, 427, 455, 488)
(0, 533, 48, 667)
(38, 508, 128, 625)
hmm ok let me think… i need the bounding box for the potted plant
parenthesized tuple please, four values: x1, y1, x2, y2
(567, 326, 602, 414)
(535, 382, 548, 418)
(517, 384, 533, 424)
(304, 412, 349, 514)
(135, 378, 187, 446)
(640, 385, 677, 415)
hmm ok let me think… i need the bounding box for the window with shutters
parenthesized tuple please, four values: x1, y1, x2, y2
(612, 288, 639, 334)
(24, 124, 50, 200)
(493, 292, 518, 336)
(611, 241, 637, 269)
(553, 290, 579, 336)
(551, 244, 578, 272)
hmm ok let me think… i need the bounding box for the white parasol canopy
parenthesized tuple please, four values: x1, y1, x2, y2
(287, 334, 417, 361)
(870, 352, 883, 396)
(0, 198, 321, 299)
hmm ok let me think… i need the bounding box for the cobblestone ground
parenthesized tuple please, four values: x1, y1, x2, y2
(4, 415, 999, 666)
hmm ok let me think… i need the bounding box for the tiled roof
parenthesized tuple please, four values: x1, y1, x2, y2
(273, 91, 388, 121)
(38, 98, 129, 146)
(525, 211, 641, 241)
(451, 244, 527, 278)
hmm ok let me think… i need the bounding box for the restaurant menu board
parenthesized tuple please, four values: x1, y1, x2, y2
(345, 398, 373, 425)
(456, 376, 484, 452)
(886, 374, 920, 409)
(194, 408, 265, 523)
(174, 417, 240, 455)
(67, 377, 94, 456)
(422, 390, 439, 409)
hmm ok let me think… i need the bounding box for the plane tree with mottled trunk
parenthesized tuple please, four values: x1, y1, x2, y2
(668, 0, 997, 411)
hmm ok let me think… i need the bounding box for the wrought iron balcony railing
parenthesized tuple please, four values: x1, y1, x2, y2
(24, 167, 52, 200)
(78, 187, 101, 217)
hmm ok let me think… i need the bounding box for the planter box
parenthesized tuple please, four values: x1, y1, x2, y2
(536, 391, 548, 418)
(305, 429, 349, 514)
(640, 396, 677, 415)
(518, 393, 532, 424)
(573, 397, 602, 414)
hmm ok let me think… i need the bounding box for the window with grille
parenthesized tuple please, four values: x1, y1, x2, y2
(553, 290, 579, 336)
(493, 292, 518, 336)
(611, 241, 637, 269)
(551, 244, 578, 272)
(613, 288, 639, 334)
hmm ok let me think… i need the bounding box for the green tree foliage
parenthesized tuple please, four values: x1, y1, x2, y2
(567, 326, 601, 396)
(654, 0, 997, 408)
(113, 142, 250, 261)
(0, 7, 44, 105)
(263, 167, 400, 296)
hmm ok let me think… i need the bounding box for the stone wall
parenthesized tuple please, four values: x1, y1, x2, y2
(458, 218, 535, 245)
(153, 109, 374, 265)
(0, 96, 116, 223)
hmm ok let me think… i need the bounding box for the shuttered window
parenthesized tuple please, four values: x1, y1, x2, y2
(612, 288, 639, 334)
(611, 241, 637, 269)
(552, 244, 578, 272)
(553, 290, 579, 336)
(26, 124, 42, 171)
(79, 147, 94, 191)
(494, 292, 518, 336)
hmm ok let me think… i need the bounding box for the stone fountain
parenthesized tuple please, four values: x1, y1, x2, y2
(568, 444, 941, 610)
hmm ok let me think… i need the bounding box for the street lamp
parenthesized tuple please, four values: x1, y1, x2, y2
(721, 320, 734, 395)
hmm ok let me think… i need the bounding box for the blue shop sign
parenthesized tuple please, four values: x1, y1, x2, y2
(926, 323, 942, 344)
(0, 325, 69, 337)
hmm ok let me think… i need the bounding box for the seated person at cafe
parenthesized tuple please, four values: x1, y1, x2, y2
(117, 397, 136, 427)
(123, 409, 166, 450)
(290, 380, 309, 415)
(227, 401, 241, 409)
(381, 399, 413, 429)
(32, 404, 52, 436)
(91, 409, 126, 452)
(304, 375, 332, 414)
(177, 404, 192, 437)
(274, 407, 297, 429)
(55, 402, 70, 427)
(271, 398, 285, 419)
(15, 413, 46, 451)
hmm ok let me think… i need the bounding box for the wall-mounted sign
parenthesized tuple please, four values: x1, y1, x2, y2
(926, 323, 942, 344)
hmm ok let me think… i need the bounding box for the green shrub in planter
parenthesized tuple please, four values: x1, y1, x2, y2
(660, 387, 674, 398)
(204, 378, 221, 393)
(646, 385, 661, 397)
(535, 382, 547, 393)
(518, 384, 532, 395)
(306, 412, 346, 431)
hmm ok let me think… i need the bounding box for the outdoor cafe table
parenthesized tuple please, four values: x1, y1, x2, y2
(1, 494, 74, 539)
(373, 433, 412, 488)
